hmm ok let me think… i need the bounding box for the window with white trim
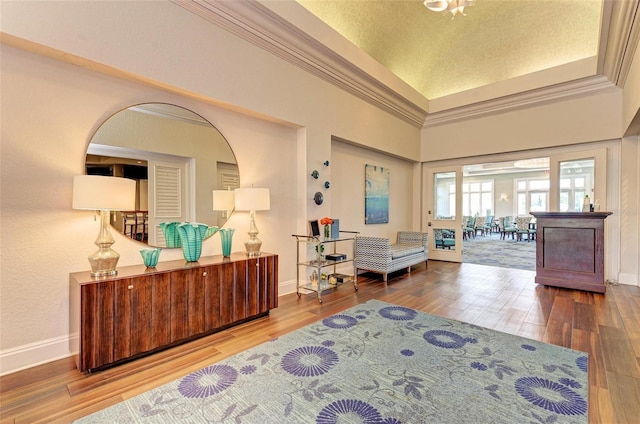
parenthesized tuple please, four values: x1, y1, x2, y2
(462, 180, 494, 216)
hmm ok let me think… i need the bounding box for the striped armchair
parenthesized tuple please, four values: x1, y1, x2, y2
(355, 231, 428, 282)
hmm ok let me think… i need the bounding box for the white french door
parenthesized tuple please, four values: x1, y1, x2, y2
(425, 165, 463, 262)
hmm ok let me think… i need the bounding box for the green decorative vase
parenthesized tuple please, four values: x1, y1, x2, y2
(160, 222, 182, 248)
(177, 222, 209, 262)
(219, 228, 235, 257)
(140, 248, 161, 268)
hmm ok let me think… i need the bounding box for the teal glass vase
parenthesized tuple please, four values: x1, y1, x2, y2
(140, 248, 161, 268)
(219, 228, 235, 257)
(160, 222, 182, 248)
(177, 222, 209, 262)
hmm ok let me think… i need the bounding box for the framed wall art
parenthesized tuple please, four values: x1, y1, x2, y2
(365, 164, 389, 224)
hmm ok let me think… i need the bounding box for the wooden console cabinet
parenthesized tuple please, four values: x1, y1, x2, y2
(69, 253, 278, 372)
(531, 212, 611, 293)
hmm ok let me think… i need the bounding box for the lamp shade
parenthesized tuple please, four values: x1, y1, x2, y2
(72, 175, 136, 211)
(213, 190, 235, 211)
(234, 187, 270, 211)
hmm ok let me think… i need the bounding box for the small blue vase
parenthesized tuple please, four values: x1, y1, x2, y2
(140, 248, 161, 268)
(219, 228, 235, 257)
(160, 222, 182, 248)
(177, 222, 209, 262)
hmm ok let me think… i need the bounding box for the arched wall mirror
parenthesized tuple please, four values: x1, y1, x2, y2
(85, 103, 240, 247)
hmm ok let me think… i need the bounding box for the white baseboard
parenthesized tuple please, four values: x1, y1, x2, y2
(0, 279, 338, 376)
(0, 334, 74, 377)
(279, 279, 298, 296)
(617, 272, 639, 286)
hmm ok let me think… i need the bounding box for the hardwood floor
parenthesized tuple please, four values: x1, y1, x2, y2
(1, 260, 639, 423)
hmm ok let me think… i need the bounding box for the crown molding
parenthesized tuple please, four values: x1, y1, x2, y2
(175, 0, 428, 127)
(175, 0, 635, 130)
(423, 76, 618, 127)
(602, 0, 640, 87)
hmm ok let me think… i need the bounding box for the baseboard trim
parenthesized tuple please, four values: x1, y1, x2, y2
(0, 334, 73, 376)
(617, 272, 639, 286)
(0, 280, 341, 376)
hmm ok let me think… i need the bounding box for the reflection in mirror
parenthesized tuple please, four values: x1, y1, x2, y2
(85, 103, 239, 248)
(434, 229, 456, 250)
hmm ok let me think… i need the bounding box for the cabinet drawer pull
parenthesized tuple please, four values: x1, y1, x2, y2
(203, 271, 207, 276)
(128, 285, 134, 290)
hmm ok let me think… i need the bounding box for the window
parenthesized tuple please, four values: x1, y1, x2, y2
(462, 180, 493, 216)
(515, 178, 549, 215)
(559, 159, 594, 212)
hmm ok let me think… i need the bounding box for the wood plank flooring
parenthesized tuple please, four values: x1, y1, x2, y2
(1, 260, 639, 423)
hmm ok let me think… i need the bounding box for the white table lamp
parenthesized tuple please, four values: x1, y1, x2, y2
(234, 187, 270, 257)
(73, 175, 136, 277)
(213, 189, 235, 218)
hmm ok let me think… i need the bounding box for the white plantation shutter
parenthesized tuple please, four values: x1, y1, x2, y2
(155, 166, 181, 217)
(148, 159, 189, 246)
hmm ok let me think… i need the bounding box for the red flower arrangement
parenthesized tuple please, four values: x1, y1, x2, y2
(320, 217, 333, 226)
(320, 217, 333, 239)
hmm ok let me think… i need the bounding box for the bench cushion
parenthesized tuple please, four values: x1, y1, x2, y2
(390, 244, 424, 259)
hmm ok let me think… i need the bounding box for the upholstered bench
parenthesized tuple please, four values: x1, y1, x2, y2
(355, 231, 428, 282)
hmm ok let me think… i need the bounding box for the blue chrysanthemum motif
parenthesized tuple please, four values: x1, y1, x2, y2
(316, 399, 385, 424)
(423, 330, 469, 349)
(378, 306, 418, 321)
(281, 346, 339, 377)
(559, 378, 582, 389)
(323, 314, 358, 329)
(400, 349, 414, 357)
(576, 356, 588, 372)
(471, 361, 488, 371)
(322, 340, 335, 347)
(240, 365, 256, 375)
(178, 365, 238, 399)
(521, 344, 537, 351)
(515, 376, 587, 416)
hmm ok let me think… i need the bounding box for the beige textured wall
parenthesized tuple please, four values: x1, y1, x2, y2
(0, 1, 420, 375)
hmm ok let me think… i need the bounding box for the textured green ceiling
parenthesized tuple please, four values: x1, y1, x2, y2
(297, 0, 602, 100)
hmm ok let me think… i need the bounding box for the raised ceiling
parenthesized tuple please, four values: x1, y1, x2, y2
(297, 0, 603, 101)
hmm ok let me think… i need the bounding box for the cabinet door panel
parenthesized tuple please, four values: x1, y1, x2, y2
(219, 262, 236, 326)
(170, 270, 190, 342)
(204, 265, 221, 331)
(247, 258, 259, 317)
(114, 274, 171, 361)
(80, 281, 114, 371)
(235, 259, 248, 320)
(188, 268, 207, 336)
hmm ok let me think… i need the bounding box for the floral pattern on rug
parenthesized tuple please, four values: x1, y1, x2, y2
(76, 299, 588, 423)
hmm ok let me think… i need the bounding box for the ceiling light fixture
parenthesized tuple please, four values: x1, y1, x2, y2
(424, 0, 474, 18)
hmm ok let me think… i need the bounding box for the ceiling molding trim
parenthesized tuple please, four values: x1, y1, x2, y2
(175, 0, 428, 127)
(602, 0, 640, 86)
(423, 76, 618, 127)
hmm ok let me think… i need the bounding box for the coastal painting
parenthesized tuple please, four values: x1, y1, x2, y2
(365, 164, 389, 224)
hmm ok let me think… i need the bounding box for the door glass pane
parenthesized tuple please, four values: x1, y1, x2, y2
(434, 228, 456, 250)
(434, 172, 456, 220)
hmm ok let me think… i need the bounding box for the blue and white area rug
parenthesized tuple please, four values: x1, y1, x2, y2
(76, 299, 588, 423)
